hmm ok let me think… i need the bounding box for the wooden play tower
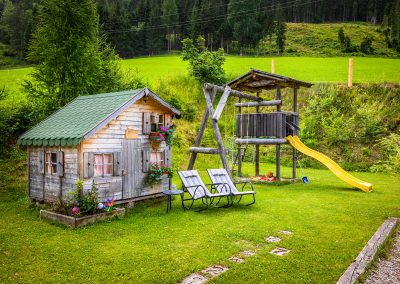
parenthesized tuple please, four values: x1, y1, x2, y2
(188, 69, 312, 180)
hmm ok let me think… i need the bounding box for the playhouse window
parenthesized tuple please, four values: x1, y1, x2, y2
(150, 113, 164, 132)
(94, 154, 113, 177)
(45, 152, 58, 174)
(150, 151, 163, 164)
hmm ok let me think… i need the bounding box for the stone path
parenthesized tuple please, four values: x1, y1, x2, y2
(365, 230, 400, 284)
(180, 229, 293, 283)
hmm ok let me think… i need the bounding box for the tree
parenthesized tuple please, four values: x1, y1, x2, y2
(360, 35, 374, 54)
(161, 0, 179, 51)
(24, 0, 141, 117)
(228, 0, 261, 56)
(338, 27, 345, 45)
(275, 3, 287, 55)
(0, 0, 39, 58)
(181, 36, 225, 84)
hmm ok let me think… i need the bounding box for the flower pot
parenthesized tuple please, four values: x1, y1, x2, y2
(149, 132, 163, 150)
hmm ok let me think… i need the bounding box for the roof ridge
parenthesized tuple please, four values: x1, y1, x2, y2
(76, 89, 140, 100)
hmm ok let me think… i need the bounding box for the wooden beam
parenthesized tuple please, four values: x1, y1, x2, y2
(255, 92, 260, 177)
(234, 100, 282, 108)
(244, 79, 275, 88)
(212, 85, 231, 122)
(187, 86, 217, 170)
(237, 97, 242, 178)
(235, 138, 287, 145)
(189, 147, 227, 154)
(204, 83, 261, 101)
(276, 84, 282, 180)
(203, 86, 232, 177)
(293, 87, 298, 180)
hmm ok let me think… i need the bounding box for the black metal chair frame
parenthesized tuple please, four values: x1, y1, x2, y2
(181, 183, 232, 211)
(232, 181, 256, 206)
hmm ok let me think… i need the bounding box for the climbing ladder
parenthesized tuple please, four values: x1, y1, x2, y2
(231, 145, 248, 173)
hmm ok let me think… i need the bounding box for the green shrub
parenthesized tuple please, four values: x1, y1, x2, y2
(371, 134, 400, 174)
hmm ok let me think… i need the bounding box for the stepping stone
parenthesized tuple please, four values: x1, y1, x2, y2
(270, 247, 291, 256)
(180, 273, 208, 284)
(229, 256, 244, 263)
(240, 250, 256, 257)
(265, 236, 281, 243)
(279, 230, 293, 235)
(202, 265, 229, 277)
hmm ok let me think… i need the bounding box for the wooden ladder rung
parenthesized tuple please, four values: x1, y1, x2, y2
(189, 147, 220, 154)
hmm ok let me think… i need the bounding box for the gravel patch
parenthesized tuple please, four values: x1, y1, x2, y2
(365, 230, 400, 284)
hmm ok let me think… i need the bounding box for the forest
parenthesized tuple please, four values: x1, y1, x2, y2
(1, 0, 400, 59)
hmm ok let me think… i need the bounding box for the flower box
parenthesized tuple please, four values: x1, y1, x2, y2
(40, 208, 125, 228)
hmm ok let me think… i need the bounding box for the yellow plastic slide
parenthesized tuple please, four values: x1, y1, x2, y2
(286, 135, 373, 192)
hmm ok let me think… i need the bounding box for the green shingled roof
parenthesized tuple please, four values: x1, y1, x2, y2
(18, 89, 144, 147)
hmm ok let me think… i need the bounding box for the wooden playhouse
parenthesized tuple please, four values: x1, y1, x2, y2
(18, 88, 180, 203)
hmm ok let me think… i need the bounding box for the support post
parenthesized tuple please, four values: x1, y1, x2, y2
(237, 97, 242, 178)
(276, 84, 281, 180)
(187, 86, 217, 170)
(348, 58, 353, 87)
(255, 92, 260, 177)
(292, 87, 298, 180)
(203, 86, 232, 177)
(271, 59, 275, 74)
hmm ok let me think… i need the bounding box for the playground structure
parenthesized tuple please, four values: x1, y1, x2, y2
(187, 69, 373, 192)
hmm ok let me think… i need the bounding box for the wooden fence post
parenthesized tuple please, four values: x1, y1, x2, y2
(271, 59, 275, 74)
(348, 58, 353, 87)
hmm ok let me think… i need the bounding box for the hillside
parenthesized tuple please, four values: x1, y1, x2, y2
(285, 23, 399, 57)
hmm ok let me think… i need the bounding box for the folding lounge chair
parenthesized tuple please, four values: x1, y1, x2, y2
(207, 169, 256, 206)
(178, 170, 232, 211)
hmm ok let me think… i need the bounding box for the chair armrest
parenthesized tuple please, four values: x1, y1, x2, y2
(234, 181, 254, 192)
(183, 185, 207, 198)
(205, 182, 232, 194)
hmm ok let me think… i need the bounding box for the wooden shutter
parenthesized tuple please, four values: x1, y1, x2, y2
(143, 112, 151, 134)
(164, 147, 172, 167)
(83, 152, 94, 178)
(165, 114, 172, 127)
(142, 149, 150, 173)
(38, 149, 45, 174)
(57, 151, 64, 177)
(113, 152, 122, 176)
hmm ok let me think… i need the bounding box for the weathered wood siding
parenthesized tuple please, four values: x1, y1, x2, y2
(80, 97, 173, 202)
(28, 146, 78, 202)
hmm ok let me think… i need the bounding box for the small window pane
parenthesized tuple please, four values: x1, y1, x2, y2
(104, 165, 113, 175)
(51, 153, 57, 163)
(103, 154, 113, 164)
(94, 154, 102, 165)
(52, 163, 57, 173)
(94, 165, 103, 176)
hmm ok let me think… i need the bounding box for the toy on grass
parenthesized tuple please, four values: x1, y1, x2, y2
(105, 198, 114, 212)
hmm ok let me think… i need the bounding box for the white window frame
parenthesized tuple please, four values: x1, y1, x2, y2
(45, 151, 58, 175)
(93, 153, 114, 177)
(150, 113, 164, 132)
(150, 151, 164, 165)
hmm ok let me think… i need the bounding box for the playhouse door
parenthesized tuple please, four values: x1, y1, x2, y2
(122, 140, 142, 199)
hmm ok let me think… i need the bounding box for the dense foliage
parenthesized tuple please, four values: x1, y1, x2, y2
(24, 0, 140, 117)
(181, 36, 225, 84)
(1, 0, 399, 59)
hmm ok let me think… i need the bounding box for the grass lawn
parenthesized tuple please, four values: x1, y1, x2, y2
(1, 55, 399, 106)
(1, 157, 399, 283)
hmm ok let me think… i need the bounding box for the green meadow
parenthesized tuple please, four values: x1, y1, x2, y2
(1, 55, 399, 105)
(1, 156, 399, 283)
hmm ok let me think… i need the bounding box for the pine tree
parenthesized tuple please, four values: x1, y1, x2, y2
(24, 0, 137, 116)
(161, 0, 179, 51)
(275, 3, 286, 55)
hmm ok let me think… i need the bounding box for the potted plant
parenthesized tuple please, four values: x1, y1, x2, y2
(147, 162, 173, 185)
(158, 125, 175, 146)
(149, 132, 163, 150)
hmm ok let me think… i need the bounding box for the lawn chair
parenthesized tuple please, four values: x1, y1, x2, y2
(207, 169, 256, 206)
(178, 170, 232, 211)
